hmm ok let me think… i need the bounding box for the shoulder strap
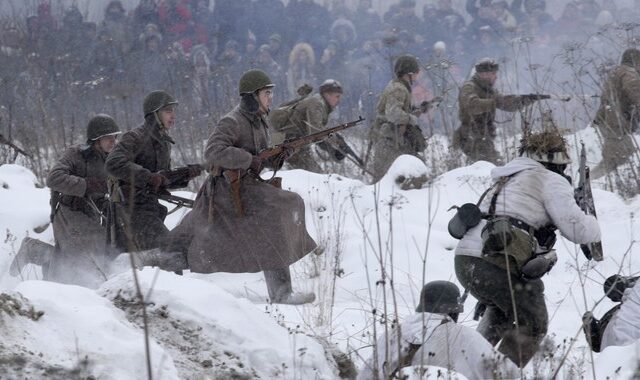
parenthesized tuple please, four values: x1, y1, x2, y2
(488, 176, 511, 216)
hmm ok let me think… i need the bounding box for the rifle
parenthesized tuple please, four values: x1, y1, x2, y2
(575, 141, 604, 261)
(0, 134, 32, 158)
(258, 116, 365, 163)
(159, 164, 204, 188)
(520, 94, 571, 102)
(158, 190, 195, 212)
(224, 117, 365, 216)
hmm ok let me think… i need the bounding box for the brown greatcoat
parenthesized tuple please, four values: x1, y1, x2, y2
(105, 120, 175, 251)
(46, 145, 111, 287)
(593, 62, 640, 175)
(170, 102, 317, 273)
(453, 75, 533, 164)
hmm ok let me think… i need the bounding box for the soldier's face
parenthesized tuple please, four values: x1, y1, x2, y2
(323, 92, 342, 108)
(479, 71, 498, 85)
(97, 135, 117, 153)
(158, 107, 176, 129)
(257, 88, 274, 112)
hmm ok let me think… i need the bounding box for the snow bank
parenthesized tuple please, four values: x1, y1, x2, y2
(99, 269, 339, 379)
(0, 281, 178, 379)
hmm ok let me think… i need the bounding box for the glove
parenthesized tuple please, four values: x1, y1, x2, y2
(187, 165, 203, 179)
(148, 172, 168, 191)
(85, 177, 107, 195)
(250, 156, 263, 173)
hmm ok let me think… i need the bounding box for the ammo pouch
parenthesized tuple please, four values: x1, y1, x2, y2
(479, 175, 538, 276)
(481, 217, 537, 275)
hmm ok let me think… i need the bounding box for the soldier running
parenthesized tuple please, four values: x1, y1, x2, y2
(11, 115, 121, 287)
(105, 90, 201, 252)
(168, 69, 317, 305)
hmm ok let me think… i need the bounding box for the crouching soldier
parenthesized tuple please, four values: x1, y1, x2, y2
(358, 281, 518, 379)
(270, 79, 357, 173)
(454, 130, 601, 367)
(105, 90, 201, 252)
(583, 274, 640, 352)
(168, 69, 317, 304)
(11, 114, 121, 287)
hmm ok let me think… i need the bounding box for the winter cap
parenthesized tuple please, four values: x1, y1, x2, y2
(475, 57, 499, 72)
(319, 79, 343, 94)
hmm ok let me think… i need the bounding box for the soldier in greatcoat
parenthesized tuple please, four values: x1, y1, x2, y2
(11, 115, 120, 287)
(105, 90, 201, 252)
(453, 58, 541, 164)
(169, 69, 317, 305)
(591, 48, 640, 178)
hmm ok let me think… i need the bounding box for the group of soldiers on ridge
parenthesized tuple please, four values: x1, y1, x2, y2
(6, 43, 640, 377)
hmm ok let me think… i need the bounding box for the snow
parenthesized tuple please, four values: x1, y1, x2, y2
(1, 129, 640, 378)
(1, 281, 178, 379)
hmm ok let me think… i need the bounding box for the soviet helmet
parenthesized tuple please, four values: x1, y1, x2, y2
(475, 57, 499, 73)
(319, 79, 343, 94)
(394, 54, 420, 77)
(238, 69, 275, 95)
(415, 281, 464, 314)
(518, 129, 572, 165)
(143, 90, 178, 117)
(86, 114, 121, 142)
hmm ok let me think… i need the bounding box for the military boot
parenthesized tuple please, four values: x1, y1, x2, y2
(10, 237, 55, 276)
(264, 267, 316, 305)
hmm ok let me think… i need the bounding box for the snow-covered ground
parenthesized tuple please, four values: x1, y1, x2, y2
(1, 128, 640, 379)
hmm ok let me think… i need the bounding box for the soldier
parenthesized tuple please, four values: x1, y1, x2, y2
(11, 115, 121, 287)
(168, 69, 317, 304)
(583, 274, 640, 352)
(358, 281, 518, 379)
(454, 130, 601, 367)
(105, 90, 201, 252)
(370, 54, 434, 182)
(270, 79, 350, 173)
(591, 48, 640, 179)
(452, 58, 541, 164)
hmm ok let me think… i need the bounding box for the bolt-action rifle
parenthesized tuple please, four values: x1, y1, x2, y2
(224, 117, 365, 216)
(0, 134, 32, 158)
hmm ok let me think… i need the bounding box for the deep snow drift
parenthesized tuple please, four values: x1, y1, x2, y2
(1, 128, 640, 379)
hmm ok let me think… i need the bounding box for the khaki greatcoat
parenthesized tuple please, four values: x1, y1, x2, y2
(46, 145, 111, 287)
(170, 102, 317, 273)
(105, 120, 174, 251)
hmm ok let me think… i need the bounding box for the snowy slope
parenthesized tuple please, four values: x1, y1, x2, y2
(1, 129, 640, 378)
